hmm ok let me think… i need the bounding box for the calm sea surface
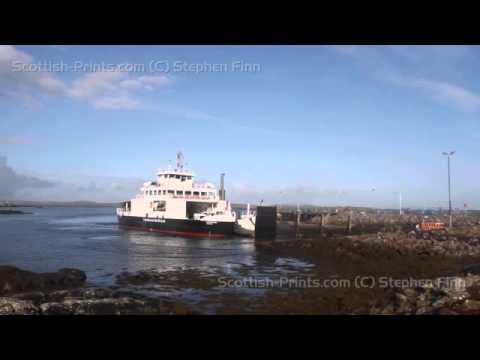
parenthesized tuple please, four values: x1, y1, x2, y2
(0, 207, 319, 288)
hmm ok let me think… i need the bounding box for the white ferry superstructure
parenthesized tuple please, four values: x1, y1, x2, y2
(116, 152, 236, 238)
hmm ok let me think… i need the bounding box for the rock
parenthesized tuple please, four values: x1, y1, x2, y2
(81, 288, 114, 299)
(403, 288, 418, 302)
(380, 304, 395, 315)
(468, 238, 479, 246)
(61, 297, 149, 315)
(38, 291, 173, 315)
(395, 293, 414, 314)
(368, 306, 382, 315)
(0, 266, 86, 295)
(173, 302, 189, 315)
(40, 302, 73, 315)
(464, 299, 480, 312)
(46, 289, 74, 302)
(415, 306, 433, 315)
(467, 284, 480, 300)
(462, 264, 480, 276)
(51, 269, 87, 288)
(416, 293, 429, 308)
(11, 291, 46, 304)
(437, 307, 458, 315)
(0, 297, 39, 315)
(432, 298, 448, 309)
(395, 293, 409, 305)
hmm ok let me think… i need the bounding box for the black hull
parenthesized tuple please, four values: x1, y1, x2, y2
(117, 215, 235, 238)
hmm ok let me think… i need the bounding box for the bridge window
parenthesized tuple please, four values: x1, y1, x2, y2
(153, 201, 166, 211)
(176, 175, 180, 179)
(181, 176, 186, 181)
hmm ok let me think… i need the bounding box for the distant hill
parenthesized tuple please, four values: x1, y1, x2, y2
(0, 200, 119, 208)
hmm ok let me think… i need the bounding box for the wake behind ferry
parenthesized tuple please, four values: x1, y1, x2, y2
(116, 152, 237, 238)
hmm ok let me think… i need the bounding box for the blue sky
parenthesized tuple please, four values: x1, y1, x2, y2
(1, 45, 479, 209)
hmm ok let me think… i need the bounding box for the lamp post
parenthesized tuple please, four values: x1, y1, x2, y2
(442, 151, 455, 228)
(393, 191, 402, 216)
(399, 191, 402, 216)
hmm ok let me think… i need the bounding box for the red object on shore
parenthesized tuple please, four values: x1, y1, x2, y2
(420, 220, 446, 232)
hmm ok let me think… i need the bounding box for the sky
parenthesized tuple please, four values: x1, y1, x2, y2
(1, 45, 479, 209)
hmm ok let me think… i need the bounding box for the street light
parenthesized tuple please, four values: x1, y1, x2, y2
(442, 151, 455, 228)
(394, 191, 402, 216)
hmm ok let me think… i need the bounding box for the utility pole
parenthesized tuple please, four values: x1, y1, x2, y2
(394, 191, 402, 215)
(399, 192, 403, 216)
(442, 151, 455, 228)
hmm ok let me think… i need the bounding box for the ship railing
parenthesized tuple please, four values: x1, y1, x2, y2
(172, 195, 214, 200)
(116, 207, 131, 216)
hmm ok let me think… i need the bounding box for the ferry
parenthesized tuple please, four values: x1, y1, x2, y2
(116, 152, 237, 238)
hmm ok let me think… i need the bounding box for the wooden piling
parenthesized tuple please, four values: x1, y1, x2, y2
(347, 209, 353, 233)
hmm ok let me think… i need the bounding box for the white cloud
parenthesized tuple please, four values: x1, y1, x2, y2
(408, 79, 480, 110)
(138, 75, 170, 88)
(0, 45, 66, 103)
(387, 73, 480, 110)
(68, 70, 126, 99)
(118, 75, 170, 91)
(0, 46, 171, 110)
(119, 78, 143, 90)
(332, 45, 480, 111)
(67, 70, 170, 109)
(93, 95, 140, 110)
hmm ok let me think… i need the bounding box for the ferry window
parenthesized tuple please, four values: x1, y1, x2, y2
(154, 190, 157, 195)
(185, 191, 191, 195)
(201, 192, 206, 196)
(149, 190, 152, 195)
(163, 190, 166, 195)
(145, 191, 148, 195)
(181, 176, 186, 181)
(170, 174, 175, 178)
(177, 190, 183, 196)
(193, 191, 199, 196)
(187, 176, 192, 180)
(168, 190, 174, 194)
(154, 201, 166, 211)
(176, 175, 180, 179)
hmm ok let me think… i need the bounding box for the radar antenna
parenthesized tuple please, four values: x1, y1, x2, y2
(176, 151, 184, 170)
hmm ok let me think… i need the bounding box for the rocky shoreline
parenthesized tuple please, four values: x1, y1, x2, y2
(0, 266, 194, 315)
(366, 268, 480, 315)
(3, 262, 480, 315)
(4, 225, 480, 315)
